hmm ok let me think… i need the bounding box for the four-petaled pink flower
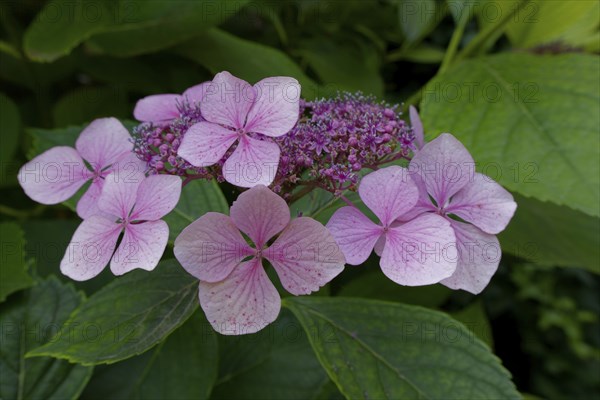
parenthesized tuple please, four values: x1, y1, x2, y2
(327, 166, 457, 286)
(178, 71, 300, 188)
(174, 185, 345, 335)
(134, 82, 209, 124)
(18, 118, 139, 218)
(399, 133, 517, 293)
(61, 171, 182, 281)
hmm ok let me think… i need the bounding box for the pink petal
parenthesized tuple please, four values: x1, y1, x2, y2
(199, 257, 281, 335)
(177, 121, 238, 167)
(441, 221, 501, 294)
(174, 213, 254, 283)
(60, 215, 121, 281)
(410, 133, 475, 208)
(75, 118, 133, 169)
(358, 166, 419, 226)
(326, 206, 383, 265)
(18, 146, 89, 205)
(131, 175, 182, 221)
(133, 94, 181, 122)
(223, 135, 280, 187)
(445, 173, 517, 235)
(200, 71, 256, 129)
(76, 178, 104, 219)
(97, 171, 145, 220)
(183, 82, 210, 106)
(229, 185, 290, 248)
(397, 172, 436, 221)
(110, 220, 169, 275)
(380, 213, 457, 286)
(265, 217, 345, 295)
(409, 105, 424, 150)
(245, 77, 300, 137)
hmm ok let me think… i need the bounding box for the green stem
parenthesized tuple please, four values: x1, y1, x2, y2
(438, 9, 471, 75)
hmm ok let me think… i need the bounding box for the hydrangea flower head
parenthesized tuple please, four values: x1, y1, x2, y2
(18, 118, 136, 218)
(178, 71, 300, 188)
(174, 185, 345, 335)
(401, 133, 517, 293)
(327, 166, 457, 286)
(61, 171, 182, 281)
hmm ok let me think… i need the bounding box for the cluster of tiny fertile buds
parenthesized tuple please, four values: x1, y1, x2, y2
(17, 70, 517, 336)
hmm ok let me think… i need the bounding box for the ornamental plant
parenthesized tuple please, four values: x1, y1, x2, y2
(17, 69, 516, 334)
(4, 3, 598, 398)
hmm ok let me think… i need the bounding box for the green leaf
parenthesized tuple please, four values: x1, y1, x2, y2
(81, 311, 218, 400)
(297, 39, 384, 96)
(284, 297, 519, 399)
(53, 86, 129, 127)
(397, 0, 444, 44)
(0, 93, 20, 164)
(212, 309, 340, 400)
(0, 222, 34, 302)
(499, 193, 600, 273)
(420, 53, 600, 217)
(0, 277, 92, 399)
(23, 0, 116, 62)
(175, 28, 323, 99)
(482, 0, 600, 50)
(338, 269, 453, 308)
(164, 179, 229, 242)
(450, 301, 494, 349)
(27, 124, 84, 158)
(86, 0, 250, 57)
(26, 260, 198, 365)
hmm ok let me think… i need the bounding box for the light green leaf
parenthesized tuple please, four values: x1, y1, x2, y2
(26, 260, 198, 365)
(0, 222, 34, 302)
(499, 193, 600, 273)
(81, 311, 218, 400)
(481, 0, 600, 50)
(175, 28, 323, 99)
(0, 277, 92, 399)
(164, 179, 229, 242)
(0, 93, 20, 164)
(212, 309, 341, 400)
(420, 53, 600, 217)
(23, 0, 116, 62)
(86, 0, 249, 57)
(285, 297, 519, 399)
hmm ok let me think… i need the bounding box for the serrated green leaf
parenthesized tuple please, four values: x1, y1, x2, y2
(26, 260, 198, 365)
(499, 193, 600, 273)
(284, 297, 519, 399)
(81, 311, 218, 400)
(420, 53, 600, 217)
(450, 300, 494, 348)
(175, 28, 323, 99)
(0, 222, 34, 302)
(0, 277, 92, 399)
(212, 309, 341, 400)
(164, 179, 229, 242)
